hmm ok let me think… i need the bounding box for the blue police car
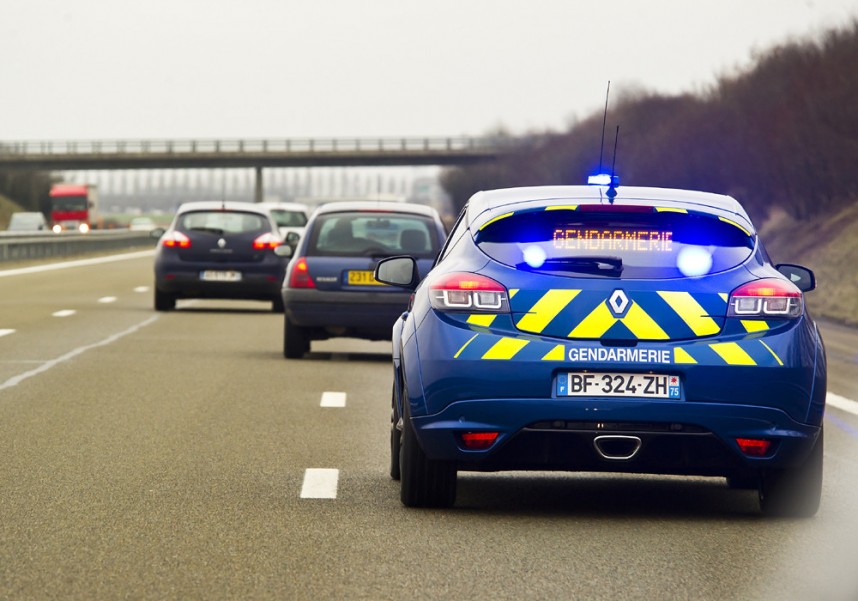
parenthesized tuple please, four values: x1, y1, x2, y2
(375, 178, 826, 516)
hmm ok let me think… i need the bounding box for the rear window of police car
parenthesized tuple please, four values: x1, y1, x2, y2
(474, 208, 755, 279)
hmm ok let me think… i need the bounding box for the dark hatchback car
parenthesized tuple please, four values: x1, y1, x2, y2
(278, 201, 447, 358)
(375, 182, 825, 516)
(154, 201, 286, 311)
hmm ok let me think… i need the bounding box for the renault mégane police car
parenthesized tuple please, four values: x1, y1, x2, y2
(375, 177, 826, 516)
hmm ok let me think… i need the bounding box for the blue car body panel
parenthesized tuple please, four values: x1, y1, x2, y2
(392, 185, 826, 479)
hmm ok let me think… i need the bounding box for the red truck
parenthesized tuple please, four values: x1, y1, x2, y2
(49, 183, 99, 233)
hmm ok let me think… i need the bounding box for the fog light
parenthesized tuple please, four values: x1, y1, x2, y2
(736, 438, 773, 457)
(460, 432, 499, 450)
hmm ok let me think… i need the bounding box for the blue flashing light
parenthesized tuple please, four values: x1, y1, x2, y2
(676, 246, 713, 277)
(587, 174, 619, 187)
(522, 245, 547, 268)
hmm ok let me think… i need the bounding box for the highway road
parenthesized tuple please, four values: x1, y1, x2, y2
(2, 251, 858, 600)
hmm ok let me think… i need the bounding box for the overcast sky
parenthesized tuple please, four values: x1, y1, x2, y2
(2, 0, 857, 142)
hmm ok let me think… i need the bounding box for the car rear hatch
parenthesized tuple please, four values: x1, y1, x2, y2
(175, 210, 273, 264)
(474, 204, 756, 342)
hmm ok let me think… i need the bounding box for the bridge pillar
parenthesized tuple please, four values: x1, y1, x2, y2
(254, 166, 263, 203)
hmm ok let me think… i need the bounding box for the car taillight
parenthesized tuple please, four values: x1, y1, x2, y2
(252, 232, 282, 250)
(161, 231, 191, 248)
(736, 437, 773, 457)
(459, 432, 500, 450)
(727, 278, 803, 318)
(288, 257, 315, 289)
(429, 272, 509, 312)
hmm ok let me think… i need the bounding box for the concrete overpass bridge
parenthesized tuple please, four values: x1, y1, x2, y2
(0, 136, 517, 202)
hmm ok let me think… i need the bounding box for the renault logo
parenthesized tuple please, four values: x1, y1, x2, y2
(608, 289, 630, 316)
(217, 238, 227, 248)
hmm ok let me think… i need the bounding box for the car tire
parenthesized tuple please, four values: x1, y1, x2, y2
(271, 296, 285, 313)
(759, 427, 823, 517)
(154, 288, 176, 311)
(283, 317, 309, 359)
(390, 383, 401, 481)
(400, 404, 456, 508)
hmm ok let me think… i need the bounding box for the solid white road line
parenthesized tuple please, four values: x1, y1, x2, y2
(97, 296, 117, 304)
(52, 310, 76, 317)
(300, 469, 339, 499)
(320, 391, 347, 407)
(0, 250, 155, 278)
(827, 393, 858, 418)
(0, 329, 14, 338)
(0, 315, 159, 392)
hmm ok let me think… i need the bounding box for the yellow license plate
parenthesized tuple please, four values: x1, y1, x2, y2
(347, 270, 385, 286)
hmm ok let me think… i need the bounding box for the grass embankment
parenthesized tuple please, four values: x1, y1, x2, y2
(762, 201, 858, 326)
(0, 194, 24, 229)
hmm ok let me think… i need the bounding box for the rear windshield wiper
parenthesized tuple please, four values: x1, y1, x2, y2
(518, 256, 624, 275)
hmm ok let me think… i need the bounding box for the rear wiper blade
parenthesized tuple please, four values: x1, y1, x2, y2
(518, 256, 624, 274)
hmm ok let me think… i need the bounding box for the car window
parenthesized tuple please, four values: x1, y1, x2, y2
(307, 212, 438, 257)
(177, 211, 269, 234)
(269, 209, 307, 228)
(474, 208, 755, 279)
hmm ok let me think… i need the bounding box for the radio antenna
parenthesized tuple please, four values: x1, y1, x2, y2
(598, 81, 611, 175)
(607, 125, 620, 203)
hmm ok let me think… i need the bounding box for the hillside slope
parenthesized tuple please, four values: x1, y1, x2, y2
(762, 201, 858, 326)
(0, 194, 25, 229)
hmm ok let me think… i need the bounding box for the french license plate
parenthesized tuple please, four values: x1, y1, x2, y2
(558, 372, 681, 399)
(347, 270, 385, 286)
(200, 270, 242, 282)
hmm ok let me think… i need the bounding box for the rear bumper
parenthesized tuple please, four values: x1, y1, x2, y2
(283, 288, 410, 338)
(155, 262, 283, 301)
(411, 398, 821, 475)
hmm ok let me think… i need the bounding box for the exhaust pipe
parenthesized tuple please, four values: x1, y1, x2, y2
(593, 435, 642, 461)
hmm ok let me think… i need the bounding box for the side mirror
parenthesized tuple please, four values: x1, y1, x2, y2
(776, 263, 816, 292)
(150, 227, 166, 239)
(286, 231, 301, 247)
(274, 244, 294, 258)
(375, 256, 419, 290)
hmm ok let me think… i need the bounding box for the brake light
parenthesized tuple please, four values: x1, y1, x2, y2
(252, 232, 282, 250)
(727, 278, 803, 318)
(736, 437, 773, 457)
(460, 432, 499, 450)
(288, 257, 315, 288)
(161, 231, 191, 248)
(429, 272, 509, 312)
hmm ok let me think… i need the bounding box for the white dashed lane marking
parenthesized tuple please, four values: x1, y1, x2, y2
(300, 469, 339, 499)
(134, 286, 149, 293)
(827, 393, 858, 418)
(98, 297, 117, 304)
(320, 391, 347, 407)
(0, 329, 15, 338)
(53, 310, 76, 317)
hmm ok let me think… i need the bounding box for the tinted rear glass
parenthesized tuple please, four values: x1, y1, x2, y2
(177, 211, 269, 235)
(475, 208, 754, 279)
(269, 209, 307, 227)
(308, 212, 438, 258)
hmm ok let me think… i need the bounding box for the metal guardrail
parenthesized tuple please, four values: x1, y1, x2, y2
(0, 230, 157, 263)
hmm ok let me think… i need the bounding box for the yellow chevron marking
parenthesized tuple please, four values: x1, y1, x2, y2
(741, 320, 769, 333)
(569, 302, 616, 338)
(718, 216, 751, 236)
(674, 348, 698, 364)
(655, 207, 688, 213)
(516, 289, 580, 333)
(621, 303, 670, 340)
(710, 342, 756, 365)
(719, 293, 729, 303)
(467, 314, 496, 327)
(479, 212, 514, 231)
(509, 289, 519, 298)
(658, 291, 720, 336)
(542, 345, 566, 361)
(482, 337, 529, 360)
(759, 341, 784, 366)
(545, 205, 578, 211)
(454, 334, 479, 359)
